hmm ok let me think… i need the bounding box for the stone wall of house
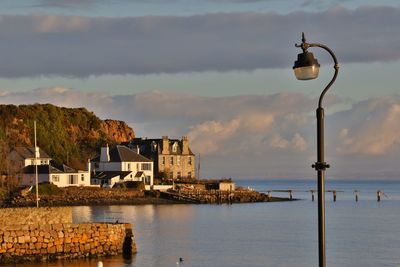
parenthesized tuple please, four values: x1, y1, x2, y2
(0, 207, 136, 263)
(158, 154, 195, 179)
(0, 207, 72, 226)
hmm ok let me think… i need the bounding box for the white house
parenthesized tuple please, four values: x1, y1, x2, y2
(21, 161, 91, 187)
(91, 145, 154, 188)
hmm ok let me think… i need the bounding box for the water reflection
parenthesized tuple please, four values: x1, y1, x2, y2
(2, 180, 400, 267)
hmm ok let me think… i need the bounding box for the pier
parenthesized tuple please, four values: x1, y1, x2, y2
(262, 189, 388, 202)
(160, 188, 289, 204)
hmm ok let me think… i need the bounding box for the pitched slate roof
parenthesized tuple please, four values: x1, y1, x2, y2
(12, 147, 51, 159)
(22, 161, 77, 174)
(92, 145, 152, 163)
(125, 138, 195, 156)
(134, 171, 144, 178)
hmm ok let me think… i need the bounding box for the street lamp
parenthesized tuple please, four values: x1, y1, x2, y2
(293, 32, 339, 267)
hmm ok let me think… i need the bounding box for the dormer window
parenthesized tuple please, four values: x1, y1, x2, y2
(151, 141, 157, 152)
(172, 142, 178, 153)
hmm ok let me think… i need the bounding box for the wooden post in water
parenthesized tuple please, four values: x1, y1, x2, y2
(311, 190, 315, 201)
(289, 190, 293, 200)
(377, 190, 381, 202)
(333, 190, 337, 202)
(354, 190, 359, 202)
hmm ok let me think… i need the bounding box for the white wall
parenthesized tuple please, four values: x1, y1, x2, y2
(22, 171, 91, 187)
(92, 161, 154, 186)
(94, 162, 122, 172)
(24, 158, 50, 167)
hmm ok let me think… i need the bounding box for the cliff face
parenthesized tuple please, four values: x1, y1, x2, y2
(0, 104, 135, 170)
(100, 119, 135, 143)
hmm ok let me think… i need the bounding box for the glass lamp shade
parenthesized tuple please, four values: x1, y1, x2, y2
(293, 51, 320, 80)
(294, 65, 320, 80)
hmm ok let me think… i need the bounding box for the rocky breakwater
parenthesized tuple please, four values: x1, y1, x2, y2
(9, 186, 146, 207)
(0, 207, 136, 264)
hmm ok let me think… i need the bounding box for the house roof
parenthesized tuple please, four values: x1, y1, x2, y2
(134, 171, 144, 178)
(91, 171, 132, 180)
(92, 145, 152, 163)
(12, 147, 51, 160)
(125, 138, 195, 156)
(22, 160, 77, 175)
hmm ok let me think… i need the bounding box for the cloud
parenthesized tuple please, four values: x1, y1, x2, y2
(0, 6, 399, 77)
(2, 88, 400, 178)
(332, 96, 400, 156)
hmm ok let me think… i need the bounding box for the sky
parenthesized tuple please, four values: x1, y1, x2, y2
(1, 0, 400, 180)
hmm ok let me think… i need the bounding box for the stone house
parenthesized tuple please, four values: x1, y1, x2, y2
(90, 145, 153, 188)
(124, 136, 195, 180)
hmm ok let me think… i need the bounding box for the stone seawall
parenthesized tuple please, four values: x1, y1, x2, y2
(0, 207, 136, 264)
(0, 207, 72, 226)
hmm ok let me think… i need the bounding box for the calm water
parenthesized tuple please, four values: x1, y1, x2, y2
(4, 179, 400, 267)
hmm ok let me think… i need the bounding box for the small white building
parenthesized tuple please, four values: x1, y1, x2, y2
(90, 145, 154, 188)
(21, 162, 91, 187)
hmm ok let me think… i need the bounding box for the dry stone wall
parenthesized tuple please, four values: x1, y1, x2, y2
(0, 207, 136, 263)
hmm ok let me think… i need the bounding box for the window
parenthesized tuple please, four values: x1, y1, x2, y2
(162, 156, 165, 165)
(141, 163, 151, 171)
(52, 175, 60, 182)
(137, 163, 139, 170)
(69, 175, 78, 184)
(177, 172, 181, 178)
(127, 163, 131, 171)
(170, 157, 174, 165)
(81, 174, 85, 182)
(188, 157, 192, 165)
(177, 156, 181, 166)
(188, 172, 192, 178)
(172, 142, 178, 153)
(31, 160, 35, 165)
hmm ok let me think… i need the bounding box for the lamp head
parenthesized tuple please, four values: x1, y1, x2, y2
(293, 51, 320, 80)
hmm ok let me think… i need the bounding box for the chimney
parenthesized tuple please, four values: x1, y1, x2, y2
(162, 136, 169, 155)
(87, 159, 91, 173)
(136, 145, 140, 154)
(34, 147, 40, 159)
(182, 136, 189, 155)
(100, 144, 110, 162)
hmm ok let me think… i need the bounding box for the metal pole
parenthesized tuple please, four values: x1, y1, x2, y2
(316, 107, 326, 267)
(295, 33, 339, 267)
(34, 121, 39, 208)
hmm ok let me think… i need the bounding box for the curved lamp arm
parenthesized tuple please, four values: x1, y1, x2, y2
(309, 43, 339, 108)
(295, 33, 339, 108)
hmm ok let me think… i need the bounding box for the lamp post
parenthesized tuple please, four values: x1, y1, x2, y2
(293, 33, 339, 267)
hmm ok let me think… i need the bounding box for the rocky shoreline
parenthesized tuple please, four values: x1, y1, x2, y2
(0, 186, 292, 208)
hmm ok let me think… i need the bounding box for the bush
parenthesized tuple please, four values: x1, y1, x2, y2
(30, 183, 62, 196)
(123, 181, 145, 191)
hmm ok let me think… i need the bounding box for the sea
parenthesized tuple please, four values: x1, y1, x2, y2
(4, 179, 400, 267)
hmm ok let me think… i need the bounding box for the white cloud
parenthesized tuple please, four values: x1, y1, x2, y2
(333, 97, 400, 156)
(2, 88, 400, 178)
